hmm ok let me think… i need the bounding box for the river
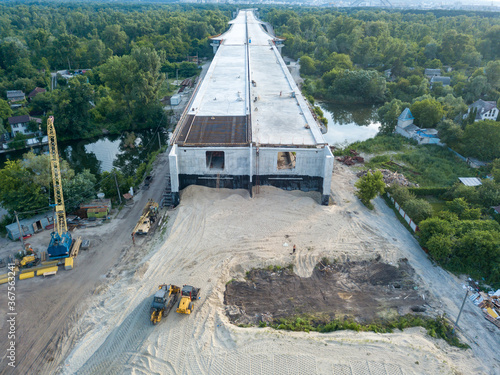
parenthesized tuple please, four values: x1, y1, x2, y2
(0, 129, 170, 176)
(1, 105, 378, 173)
(319, 103, 380, 147)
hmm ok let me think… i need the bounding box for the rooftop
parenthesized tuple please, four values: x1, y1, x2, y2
(459, 177, 482, 186)
(173, 10, 326, 147)
(398, 108, 414, 121)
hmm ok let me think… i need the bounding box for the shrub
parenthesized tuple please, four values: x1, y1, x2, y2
(402, 198, 434, 224)
(355, 170, 385, 209)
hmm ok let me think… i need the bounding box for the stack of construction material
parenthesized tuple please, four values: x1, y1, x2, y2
(357, 169, 417, 187)
(469, 289, 500, 329)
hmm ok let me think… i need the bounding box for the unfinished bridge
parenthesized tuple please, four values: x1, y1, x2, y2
(169, 10, 334, 205)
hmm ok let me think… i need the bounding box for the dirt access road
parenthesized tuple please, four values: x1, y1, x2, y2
(0, 152, 171, 375)
(52, 164, 499, 375)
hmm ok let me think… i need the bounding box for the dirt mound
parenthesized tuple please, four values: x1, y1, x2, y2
(224, 259, 425, 326)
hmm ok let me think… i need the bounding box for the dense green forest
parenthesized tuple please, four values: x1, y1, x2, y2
(262, 7, 500, 103)
(0, 3, 232, 141)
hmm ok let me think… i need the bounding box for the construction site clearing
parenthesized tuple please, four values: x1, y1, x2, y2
(224, 258, 427, 327)
(0, 236, 83, 284)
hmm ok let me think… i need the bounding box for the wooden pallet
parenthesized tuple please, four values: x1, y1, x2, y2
(70, 237, 82, 258)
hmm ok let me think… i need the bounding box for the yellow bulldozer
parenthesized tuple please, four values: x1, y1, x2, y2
(176, 285, 201, 315)
(150, 284, 181, 325)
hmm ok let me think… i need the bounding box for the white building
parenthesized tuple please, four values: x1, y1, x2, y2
(395, 108, 442, 145)
(169, 10, 333, 205)
(463, 99, 499, 122)
(8, 115, 42, 137)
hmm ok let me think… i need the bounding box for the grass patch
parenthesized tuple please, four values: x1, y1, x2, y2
(338, 135, 476, 188)
(333, 135, 415, 156)
(258, 314, 468, 349)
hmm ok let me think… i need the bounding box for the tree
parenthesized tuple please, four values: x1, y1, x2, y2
(445, 198, 481, 220)
(485, 60, 500, 90)
(438, 94, 467, 120)
(476, 179, 500, 207)
(426, 234, 454, 263)
(299, 55, 316, 76)
(455, 230, 500, 283)
(418, 217, 455, 247)
(102, 25, 128, 55)
(389, 184, 415, 204)
(22, 151, 73, 189)
(463, 120, 500, 160)
(377, 99, 409, 135)
(329, 69, 386, 103)
(319, 52, 352, 75)
(30, 92, 52, 115)
(52, 75, 95, 140)
(410, 98, 444, 128)
(99, 47, 165, 128)
(355, 170, 385, 209)
(436, 119, 463, 146)
(63, 169, 97, 212)
(0, 160, 48, 215)
(492, 159, 500, 183)
(0, 98, 13, 121)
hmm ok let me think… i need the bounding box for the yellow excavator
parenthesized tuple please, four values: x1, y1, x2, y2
(150, 284, 181, 325)
(176, 285, 201, 315)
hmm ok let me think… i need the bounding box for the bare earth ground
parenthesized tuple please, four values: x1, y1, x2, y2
(1, 162, 500, 374)
(0, 151, 171, 375)
(224, 259, 426, 325)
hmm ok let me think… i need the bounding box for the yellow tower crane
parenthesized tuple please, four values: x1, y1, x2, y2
(46, 116, 72, 259)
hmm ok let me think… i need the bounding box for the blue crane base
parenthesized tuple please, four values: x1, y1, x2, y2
(47, 232, 73, 259)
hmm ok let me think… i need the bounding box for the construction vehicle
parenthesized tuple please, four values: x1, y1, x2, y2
(176, 285, 201, 315)
(19, 254, 41, 268)
(132, 199, 159, 240)
(150, 284, 181, 325)
(46, 116, 72, 259)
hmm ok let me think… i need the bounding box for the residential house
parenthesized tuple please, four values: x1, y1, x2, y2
(395, 108, 442, 145)
(6, 90, 25, 102)
(8, 115, 42, 137)
(430, 75, 451, 87)
(424, 68, 441, 78)
(27, 87, 46, 101)
(463, 99, 499, 122)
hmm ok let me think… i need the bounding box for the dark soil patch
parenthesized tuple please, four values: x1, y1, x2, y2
(224, 259, 425, 326)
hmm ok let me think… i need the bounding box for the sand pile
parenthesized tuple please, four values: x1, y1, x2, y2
(57, 168, 498, 374)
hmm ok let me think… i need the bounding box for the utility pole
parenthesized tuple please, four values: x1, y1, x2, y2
(176, 69, 179, 83)
(158, 132, 162, 149)
(14, 211, 26, 250)
(166, 72, 169, 91)
(114, 172, 122, 205)
(453, 289, 469, 334)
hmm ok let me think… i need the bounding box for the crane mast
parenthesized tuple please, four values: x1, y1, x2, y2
(46, 116, 72, 259)
(47, 116, 67, 235)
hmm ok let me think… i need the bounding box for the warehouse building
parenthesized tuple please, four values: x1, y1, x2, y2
(169, 10, 333, 205)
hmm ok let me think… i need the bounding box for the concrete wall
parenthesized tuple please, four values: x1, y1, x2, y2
(169, 144, 334, 203)
(176, 146, 250, 176)
(173, 145, 329, 177)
